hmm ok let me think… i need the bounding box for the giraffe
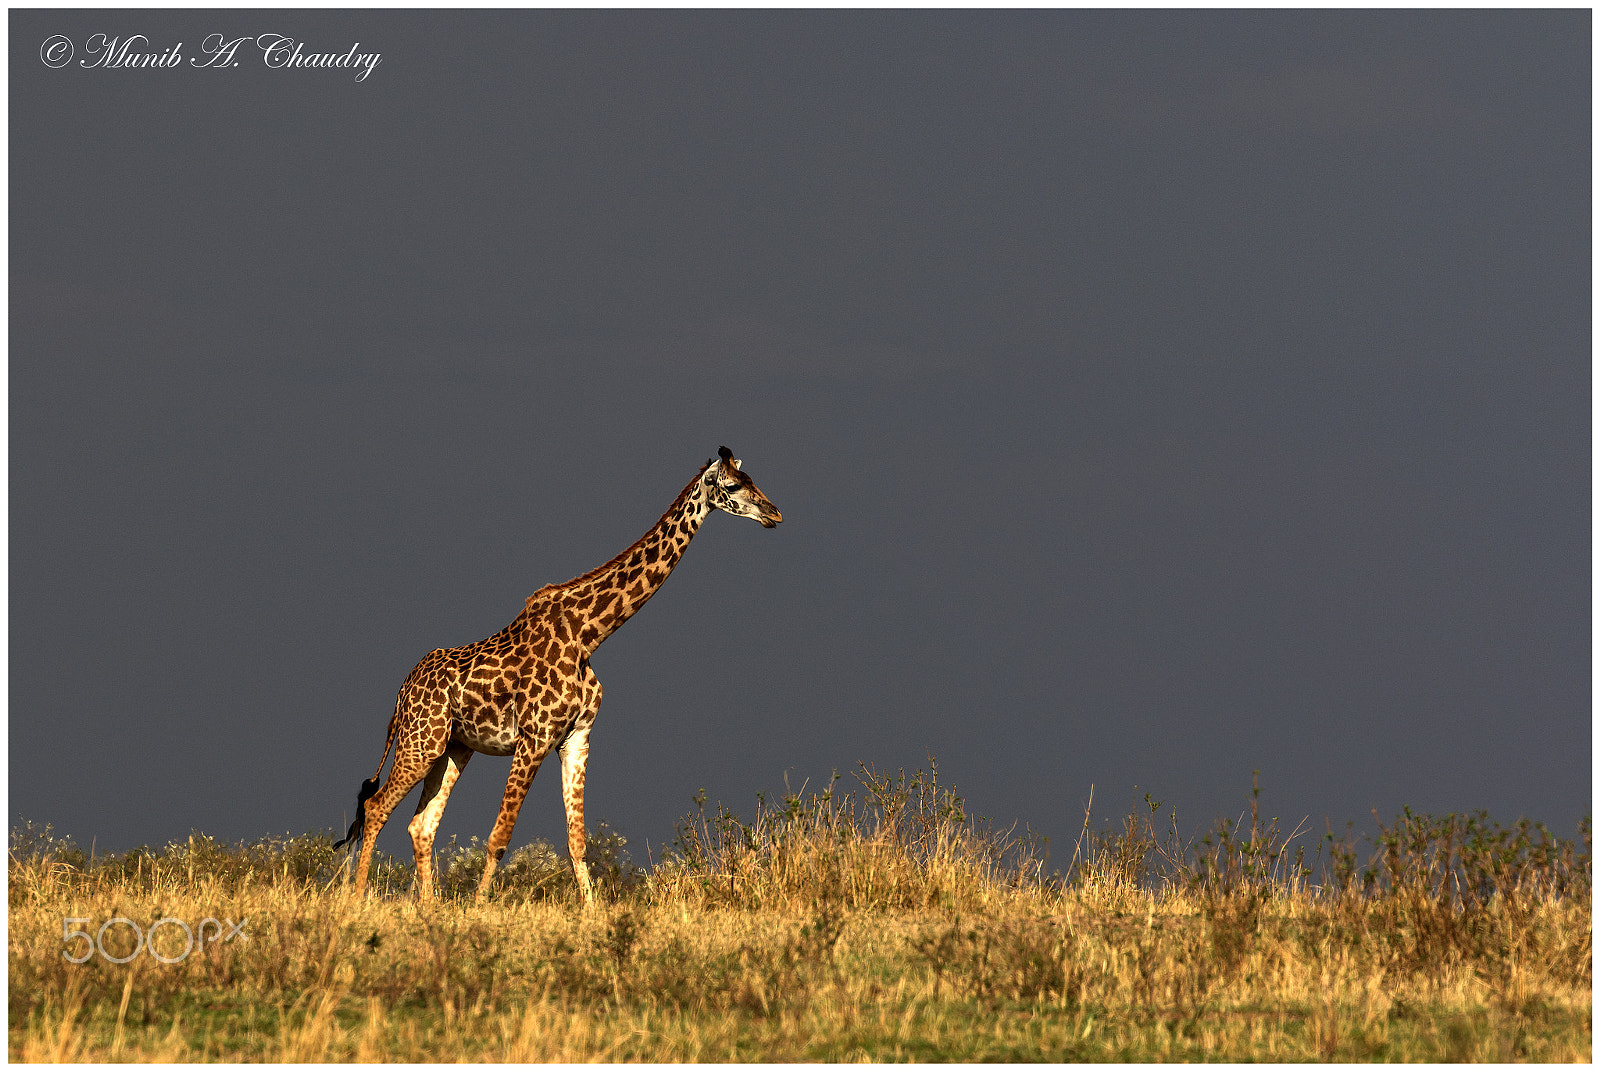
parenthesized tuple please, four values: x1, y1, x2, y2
(334, 447, 782, 904)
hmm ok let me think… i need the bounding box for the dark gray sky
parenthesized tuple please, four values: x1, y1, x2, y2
(11, 11, 1590, 867)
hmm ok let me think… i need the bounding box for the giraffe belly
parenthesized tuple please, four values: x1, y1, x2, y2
(451, 715, 517, 756)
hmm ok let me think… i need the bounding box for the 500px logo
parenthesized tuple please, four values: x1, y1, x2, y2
(62, 916, 248, 965)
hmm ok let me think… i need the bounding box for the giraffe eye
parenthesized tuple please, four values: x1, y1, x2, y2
(722, 482, 741, 492)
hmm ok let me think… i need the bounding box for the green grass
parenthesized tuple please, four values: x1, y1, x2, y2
(9, 764, 1592, 1061)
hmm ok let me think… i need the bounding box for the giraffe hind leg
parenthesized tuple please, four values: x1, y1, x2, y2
(348, 658, 458, 896)
(408, 742, 473, 900)
(350, 746, 446, 896)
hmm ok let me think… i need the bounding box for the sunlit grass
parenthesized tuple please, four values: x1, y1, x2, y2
(9, 764, 1591, 1061)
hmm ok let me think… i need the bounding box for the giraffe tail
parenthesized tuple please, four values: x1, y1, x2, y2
(333, 713, 398, 853)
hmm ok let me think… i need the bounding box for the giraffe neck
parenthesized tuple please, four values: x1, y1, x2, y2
(534, 464, 714, 656)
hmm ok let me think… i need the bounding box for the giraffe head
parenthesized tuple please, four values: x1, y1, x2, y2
(704, 446, 783, 528)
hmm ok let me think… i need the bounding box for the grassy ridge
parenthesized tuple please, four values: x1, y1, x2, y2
(9, 766, 1592, 1061)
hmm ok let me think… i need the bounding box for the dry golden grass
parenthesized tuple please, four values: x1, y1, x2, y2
(8, 766, 1592, 1061)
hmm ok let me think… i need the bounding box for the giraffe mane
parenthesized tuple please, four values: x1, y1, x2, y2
(530, 459, 715, 604)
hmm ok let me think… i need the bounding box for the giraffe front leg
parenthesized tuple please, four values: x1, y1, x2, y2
(408, 742, 473, 900)
(560, 719, 596, 907)
(476, 737, 546, 901)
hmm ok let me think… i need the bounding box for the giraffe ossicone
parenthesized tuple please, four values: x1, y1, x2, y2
(335, 448, 782, 904)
